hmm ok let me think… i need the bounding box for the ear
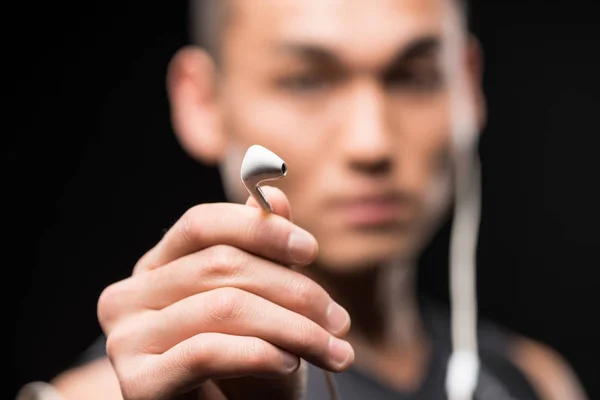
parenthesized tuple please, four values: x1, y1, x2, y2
(466, 35, 487, 131)
(166, 45, 225, 165)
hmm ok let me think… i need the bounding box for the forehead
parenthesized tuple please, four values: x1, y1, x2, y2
(226, 0, 447, 63)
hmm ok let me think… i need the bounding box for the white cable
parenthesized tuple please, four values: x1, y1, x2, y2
(441, 2, 482, 400)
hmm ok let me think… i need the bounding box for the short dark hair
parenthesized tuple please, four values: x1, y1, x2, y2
(189, 0, 470, 59)
(189, 0, 227, 59)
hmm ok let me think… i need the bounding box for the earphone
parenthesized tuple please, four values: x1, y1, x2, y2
(442, 2, 481, 399)
(241, 144, 342, 400)
(241, 144, 287, 212)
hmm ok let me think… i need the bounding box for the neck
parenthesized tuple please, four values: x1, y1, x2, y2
(308, 259, 425, 345)
(305, 260, 431, 391)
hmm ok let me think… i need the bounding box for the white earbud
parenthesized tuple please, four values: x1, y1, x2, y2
(240, 144, 287, 212)
(240, 144, 341, 400)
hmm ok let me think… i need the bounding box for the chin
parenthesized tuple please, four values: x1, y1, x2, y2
(316, 233, 414, 273)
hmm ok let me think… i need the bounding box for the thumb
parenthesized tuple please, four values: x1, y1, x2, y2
(245, 185, 292, 221)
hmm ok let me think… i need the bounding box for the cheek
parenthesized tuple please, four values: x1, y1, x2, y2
(221, 74, 350, 157)
(220, 95, 330, 222)
(227, 95, 343, 154)
(392, 95, 452, 189)
(221, 86, 341, 187)
(225, 92, 297, 151)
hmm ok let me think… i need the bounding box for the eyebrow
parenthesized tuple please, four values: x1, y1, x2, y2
(276, 35, 441, 70)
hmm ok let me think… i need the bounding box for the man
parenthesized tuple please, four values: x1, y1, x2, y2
(26, 0, 588, 399)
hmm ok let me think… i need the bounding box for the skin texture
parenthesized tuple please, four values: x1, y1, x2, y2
(49, 0, 588, 399)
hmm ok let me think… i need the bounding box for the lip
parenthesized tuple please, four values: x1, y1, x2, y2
(328, 192, 416, 227)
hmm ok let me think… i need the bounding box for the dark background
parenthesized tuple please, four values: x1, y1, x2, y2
(7, 1, 599, 399)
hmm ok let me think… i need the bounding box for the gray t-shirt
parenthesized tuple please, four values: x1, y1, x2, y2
(78, 303, 540, 400)
(304, 303, 539, 400)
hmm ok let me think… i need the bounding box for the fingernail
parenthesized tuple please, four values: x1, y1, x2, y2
(281, 352, 300, 372)
(328, 337, 354, 369)
(287, 230, 317, 264)
(327, 302, 350, 335)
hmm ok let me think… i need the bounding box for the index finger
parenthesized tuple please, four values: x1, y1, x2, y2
(134, 188, 316, 273)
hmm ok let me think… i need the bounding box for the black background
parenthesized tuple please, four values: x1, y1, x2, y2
(7, 1, 599, 399)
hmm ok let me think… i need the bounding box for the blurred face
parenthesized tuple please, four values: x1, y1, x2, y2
(212, 0, 476, 271)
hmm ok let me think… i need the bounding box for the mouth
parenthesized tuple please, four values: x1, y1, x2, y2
(328, 192, 418, 229)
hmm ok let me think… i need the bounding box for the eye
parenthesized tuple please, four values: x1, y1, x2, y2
(384, 68, 444, 92)
(277, 73, 333, 92)
(383, 56, 445, 93)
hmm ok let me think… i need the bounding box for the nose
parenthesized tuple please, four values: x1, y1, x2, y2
(339, 80, 393, 175)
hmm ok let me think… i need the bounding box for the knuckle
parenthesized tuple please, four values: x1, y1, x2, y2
(206, 287, 246, 322)
(289, 276, 320, 314)
(178, 338, 205, 369)
(179, 204, 209, 244)
(203, 245, 244, 278)
(245, 340, 273, 369)
(132, 247, 157, 275)
(97, 282, 130, 327)
(245, 216, 277, 245)
(292, 321, 319, 350)
(176, 336, 214, 377)
(104, 315, 149, 360)
(105, 326, 130, 361)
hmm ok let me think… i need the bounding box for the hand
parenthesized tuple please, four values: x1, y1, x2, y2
(97, 186, 354, 400)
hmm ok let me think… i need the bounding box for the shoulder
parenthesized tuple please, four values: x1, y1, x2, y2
(476, 318, 588, 400)
(505, 333, 589, 400)
(423, 303, 587, 400)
